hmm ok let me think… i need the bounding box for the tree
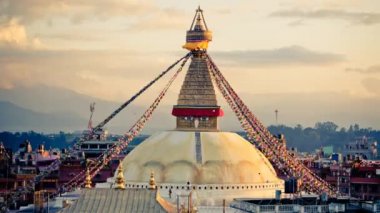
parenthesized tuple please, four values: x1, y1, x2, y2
(315, 121, 338, 133)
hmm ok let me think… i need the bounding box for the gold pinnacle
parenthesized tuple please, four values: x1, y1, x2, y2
(84, 168, 92, 189)
(148, 171, 156, 190)
(114, 162, 126, 190)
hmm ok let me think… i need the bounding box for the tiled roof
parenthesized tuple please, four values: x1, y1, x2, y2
(61, 188, 173, 213)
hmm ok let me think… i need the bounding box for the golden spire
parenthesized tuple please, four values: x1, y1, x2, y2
(148, 171, 156, 190)
(114, 162, 126, 190)
(84, 168, 92, 189)
(183, 6, 212, 51)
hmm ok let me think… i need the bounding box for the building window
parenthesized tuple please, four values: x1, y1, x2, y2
(89, 144, 98, 149)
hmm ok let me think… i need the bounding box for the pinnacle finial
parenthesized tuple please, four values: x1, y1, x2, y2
(84, 168, 92, 189)
(183, 7, 212, 51)
(114, 162, 126, 190)
(148, 171, 156, 190)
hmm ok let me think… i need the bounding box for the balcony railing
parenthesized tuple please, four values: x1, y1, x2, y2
(350, 177, 380, 184)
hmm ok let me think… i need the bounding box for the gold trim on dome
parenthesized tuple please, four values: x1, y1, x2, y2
(149, 171, 157, 190)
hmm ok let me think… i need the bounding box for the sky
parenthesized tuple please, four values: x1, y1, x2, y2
(0, 0, 380, 131)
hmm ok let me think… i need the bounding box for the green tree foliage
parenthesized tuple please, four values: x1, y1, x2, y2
(0, 131, 70, 151)
(1, 122, 379, 153)
(268, 122, 380, 152)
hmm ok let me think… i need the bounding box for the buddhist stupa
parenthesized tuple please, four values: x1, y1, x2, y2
(115, 7, 284, 205)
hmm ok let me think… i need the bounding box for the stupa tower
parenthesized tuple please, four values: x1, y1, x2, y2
(172, 7, 223, 131)
(116, 7, 284, 206)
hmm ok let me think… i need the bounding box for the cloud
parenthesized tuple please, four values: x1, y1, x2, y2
(0, 0, 186, 35)
(362, 78, 380, 96)
(35, 32, 101, 41)
(288, 19, 305, 27)
(270, 9, 380, 25)
(127, 8, 187, 32)
(0, 18, 42, 48)
(211, 45, 344, 67)
(0, 0, 156, 24)
(0, 47, 177, 101)
(346, 65, 380, 74)
(212, 8, 232, 15)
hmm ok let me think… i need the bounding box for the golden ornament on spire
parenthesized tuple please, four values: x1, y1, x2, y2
(114, 162, 126, 190)
(84, 168, 92, 189)
(183, 6, 212, 51)
(148, 171, 156, 190)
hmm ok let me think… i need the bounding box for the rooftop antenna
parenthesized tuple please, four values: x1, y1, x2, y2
(275, 109, 278, 125)
(88, 102, 95, 130)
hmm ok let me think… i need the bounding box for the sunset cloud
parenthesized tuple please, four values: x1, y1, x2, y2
(270, 9, 380, 25)
(0, 48, 173, 100)
(362, 78, 380, 96)
(127, 8, 187, 32)
(212, 46, 344, 67)
(346, 65, 380, 74)
(0, 19, 41, 48)
(0, 0, 156, 24)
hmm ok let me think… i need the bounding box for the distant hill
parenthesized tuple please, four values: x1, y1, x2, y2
(0, 85, 176, 133)
(0, 101, 86, 132)
(1, 85, 380, 133)
(0, 85, 122, 118)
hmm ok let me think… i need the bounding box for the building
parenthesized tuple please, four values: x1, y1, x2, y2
(104, 6, 283, 206)
(342, 136, 378, 161)
(62, 7, 284, 212)
(350, 160, 380, 200)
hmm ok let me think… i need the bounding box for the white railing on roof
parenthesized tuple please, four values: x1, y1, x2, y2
(302, 205, 329, 213)
(230, 201, 344, 213)
(329, 203, 345, 212)
(362, 202, 380, 212)
(278, 204, 298, 212)
(197, 206, 242, 213)
(259, 205, 275, 212)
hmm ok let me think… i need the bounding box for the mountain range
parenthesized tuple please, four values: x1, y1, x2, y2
(0, 85, 175, 133)
(0, 85, 379, 133)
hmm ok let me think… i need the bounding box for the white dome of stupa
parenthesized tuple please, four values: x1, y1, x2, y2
(121, 131, 281, 185)
(117, 131, 284, 205)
